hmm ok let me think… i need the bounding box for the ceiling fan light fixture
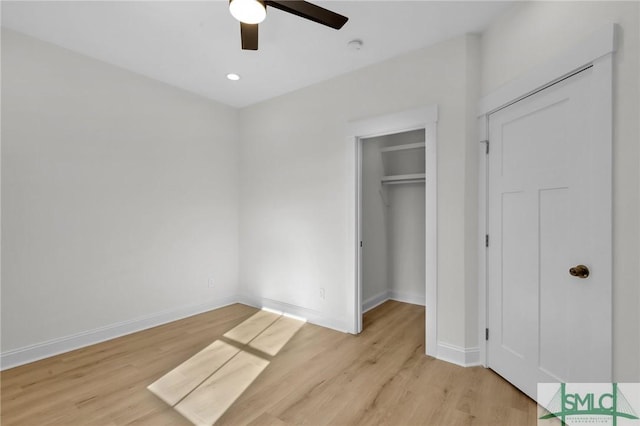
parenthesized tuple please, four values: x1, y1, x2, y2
(229, 0, 266, 24)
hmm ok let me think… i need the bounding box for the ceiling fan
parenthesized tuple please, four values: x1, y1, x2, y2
(228, 0, 349, 50)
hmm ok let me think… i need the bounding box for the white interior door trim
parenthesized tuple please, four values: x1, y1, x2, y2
(347, 105, 438, 358)
(477, 24, 616, 368)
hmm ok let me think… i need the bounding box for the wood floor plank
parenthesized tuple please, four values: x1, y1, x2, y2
(147, 340, 240, 406)
(223, 310, 280, 345)
(248, 315, 305, 356)
(245, 412, 288, 426)
(148, 309, 305, 419)
(1, 301, 537, 425)
(175, 350, 269, 425)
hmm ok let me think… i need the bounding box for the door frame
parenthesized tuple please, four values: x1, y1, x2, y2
(477, 24, 616, 368)
(347, 105, 438, 357)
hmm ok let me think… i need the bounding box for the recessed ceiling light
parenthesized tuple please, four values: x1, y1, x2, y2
(227, 73, 241, 81)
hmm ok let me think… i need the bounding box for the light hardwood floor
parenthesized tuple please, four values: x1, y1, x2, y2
(1, 301, 537, 425)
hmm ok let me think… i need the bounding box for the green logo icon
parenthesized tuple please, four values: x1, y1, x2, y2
(539, 383, 639, 426)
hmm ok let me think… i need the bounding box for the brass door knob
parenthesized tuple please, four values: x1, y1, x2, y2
(569, 265, 589, 278)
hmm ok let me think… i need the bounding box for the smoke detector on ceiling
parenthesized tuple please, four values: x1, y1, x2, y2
(348, 39, 363, 51)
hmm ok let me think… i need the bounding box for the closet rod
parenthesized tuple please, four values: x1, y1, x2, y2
(381, 173, 426, 185)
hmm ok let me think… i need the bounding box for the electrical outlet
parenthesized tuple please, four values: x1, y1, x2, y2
(208, 278, 215, 288)
(319, 287, 325, 300)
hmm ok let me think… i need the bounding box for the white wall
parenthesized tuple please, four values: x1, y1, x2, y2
(361, 138, 389, 306)
(388, 183, 425, 303)
(481, 1, 640, 381)
(239, 34, 479, 347)
(1, 30, 240, 357)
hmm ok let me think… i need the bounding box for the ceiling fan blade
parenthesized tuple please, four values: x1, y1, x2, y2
(266, 1, 348, 29)
(241, 22, 259, 50)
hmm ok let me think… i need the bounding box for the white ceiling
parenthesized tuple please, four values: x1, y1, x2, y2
(1, 1, 514, 108)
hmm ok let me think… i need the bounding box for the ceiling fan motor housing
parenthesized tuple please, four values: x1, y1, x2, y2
(231, 0, 349, 51)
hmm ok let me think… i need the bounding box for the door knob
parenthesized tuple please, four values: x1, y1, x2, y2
(569, 265, 589, 278)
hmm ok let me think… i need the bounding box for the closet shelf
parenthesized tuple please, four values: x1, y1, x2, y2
(379, 142, 425, 153)
(381, 173, 426, 185)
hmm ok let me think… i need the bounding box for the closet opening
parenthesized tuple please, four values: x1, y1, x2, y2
(359, 128, 426, 330)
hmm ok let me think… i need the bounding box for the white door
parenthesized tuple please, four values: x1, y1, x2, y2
(487, 66, 612, 400)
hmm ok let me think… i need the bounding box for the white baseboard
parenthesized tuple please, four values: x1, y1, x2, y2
(435, 342, 481, 367)
(239, 294, 351, 333)
(363, 290, 425, 313)
(388, 290, 425, 307)
(362, 291, 390, 313)
(0, 295, 238, 371)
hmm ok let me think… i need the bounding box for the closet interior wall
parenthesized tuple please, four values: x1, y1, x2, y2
(361, 129, 426, 312)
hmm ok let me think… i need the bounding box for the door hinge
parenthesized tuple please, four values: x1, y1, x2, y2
(485, 234, 489, 247)
(481, 139, 489, 154)
(360, 241, 363, 247)
(486, 328, 489, 341)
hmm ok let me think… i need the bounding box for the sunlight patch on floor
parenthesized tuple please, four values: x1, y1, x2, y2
(175, 350, 269, 425)
(223, 310, 280, 345)
(147, 340, 240, 406)
(147, 309, 305, 425)
(249, 315, 305, 357)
